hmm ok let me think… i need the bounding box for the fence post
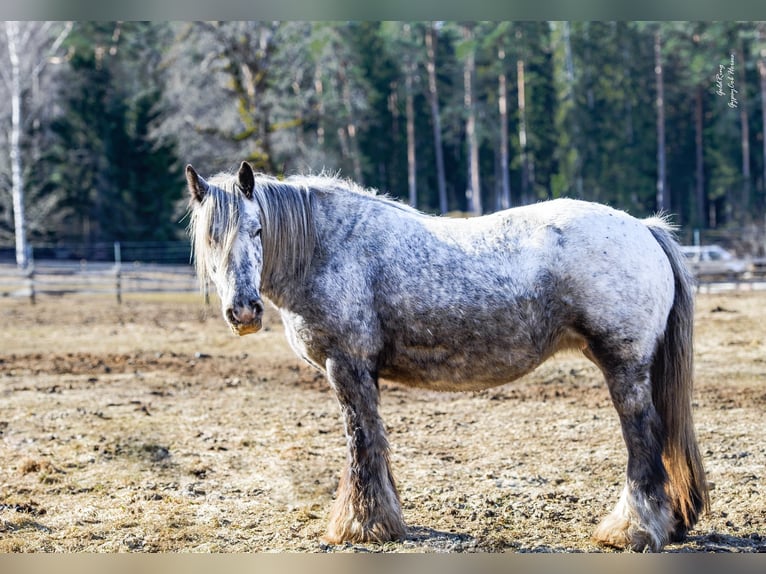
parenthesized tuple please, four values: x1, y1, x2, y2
(114, 241, 122, 304)
(203, 280, 210, 306)
(26, 245, 35, 305)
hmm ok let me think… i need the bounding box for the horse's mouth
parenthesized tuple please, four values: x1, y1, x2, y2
(230, 320, 262, 336)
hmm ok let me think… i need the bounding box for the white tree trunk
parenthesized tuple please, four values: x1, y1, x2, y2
(6, 22, 28, 269)
(463, 26, 481, 216)
(3, 21, 70, 268)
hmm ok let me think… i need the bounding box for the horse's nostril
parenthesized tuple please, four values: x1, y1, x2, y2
(251, 300, 264, 315)
(225, 307, 237, 324)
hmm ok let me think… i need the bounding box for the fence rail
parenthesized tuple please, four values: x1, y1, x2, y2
(0, 261, 207, 304)
(692, 267, 766, 293)
(2, 261, 766, 304)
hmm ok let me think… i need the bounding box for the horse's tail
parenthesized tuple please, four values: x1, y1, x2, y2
(645, 217, 709, 539)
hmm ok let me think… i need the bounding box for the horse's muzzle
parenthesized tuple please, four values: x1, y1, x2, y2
(225, 299, 264, 336)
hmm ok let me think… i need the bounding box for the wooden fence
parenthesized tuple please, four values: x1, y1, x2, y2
(686, 258, 766, 293)
(1, 258, 765, 304)
(0, 261, 208, 304)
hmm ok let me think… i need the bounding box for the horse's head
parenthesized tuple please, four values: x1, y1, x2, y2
(187, 161, 265, 336)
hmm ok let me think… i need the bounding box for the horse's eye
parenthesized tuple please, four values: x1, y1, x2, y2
(250, 228, 262, 239)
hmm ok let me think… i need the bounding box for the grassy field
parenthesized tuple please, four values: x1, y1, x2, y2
(0, 291, 764, 552)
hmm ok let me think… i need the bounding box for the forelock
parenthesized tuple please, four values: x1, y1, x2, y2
(189, 176, 243, 286)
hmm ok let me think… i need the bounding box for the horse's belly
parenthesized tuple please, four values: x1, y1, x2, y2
(379, 343, 541, 392)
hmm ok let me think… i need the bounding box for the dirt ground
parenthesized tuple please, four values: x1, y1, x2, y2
(0, 290, 764, 553)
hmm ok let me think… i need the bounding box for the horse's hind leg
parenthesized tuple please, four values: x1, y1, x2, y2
(322, 356, 406, 544)
(587, 348, 675, 552)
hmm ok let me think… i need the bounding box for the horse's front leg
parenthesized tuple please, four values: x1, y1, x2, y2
(322, 356, 406, 544)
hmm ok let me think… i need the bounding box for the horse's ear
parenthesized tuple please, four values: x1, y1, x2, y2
(238, 161, 255, 200)
(186, 164, 209, 204)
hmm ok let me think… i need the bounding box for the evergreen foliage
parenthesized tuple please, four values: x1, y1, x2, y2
(3, 21, 766, 248)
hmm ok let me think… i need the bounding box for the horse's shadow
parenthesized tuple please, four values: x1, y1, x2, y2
(402, 525, 584, 553)
(404, 525, 477, 548)
(666, 532, 766, 553)
(390, 527, 764, 553)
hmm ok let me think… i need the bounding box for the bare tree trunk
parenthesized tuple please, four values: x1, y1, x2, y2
(654, 28, 669, 213)
(558, 21, 582, 198)
(759, 24, 766, 214)
(3, 21, 71, 263)
(425, 23, 448, 213)
(404, 25, 417, 208)
(498, 46, 511, 210)
(695, 86, 706, 227)
(405, 69, 417, 208)
(517, 57, 530, 205)
(737, 41, 751, 220)
(314, 68, 325, 145)
(338, 62, 363, 184)
(463, 25, 481, 215)
(621, 24, 634, 146)
(6, 22, 28, 269)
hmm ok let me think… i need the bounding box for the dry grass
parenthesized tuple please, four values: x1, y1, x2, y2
(0, 291, 764, 552)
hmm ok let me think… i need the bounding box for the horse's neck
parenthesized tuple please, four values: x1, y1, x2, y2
(261, 190, 372, 310)
(260, 251, 305, 310)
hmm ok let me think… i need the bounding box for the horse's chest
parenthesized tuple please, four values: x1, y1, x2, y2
(280, 315, 330, 371)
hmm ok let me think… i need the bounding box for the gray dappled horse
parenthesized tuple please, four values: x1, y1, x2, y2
(186, 161, 708, 552)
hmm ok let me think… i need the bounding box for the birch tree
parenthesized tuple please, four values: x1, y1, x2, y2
(1, 21, 71, 267)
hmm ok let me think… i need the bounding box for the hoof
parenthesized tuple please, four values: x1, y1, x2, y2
(322, 521, 406, 545)
(323, 500, 406, 545)
(592, 483, 674, 552)
(592, 514, 658, 552)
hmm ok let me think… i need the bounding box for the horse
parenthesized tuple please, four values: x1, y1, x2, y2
(185, 160, 708, 552)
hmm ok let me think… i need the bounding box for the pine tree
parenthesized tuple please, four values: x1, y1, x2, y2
(49, 22, 181, 243)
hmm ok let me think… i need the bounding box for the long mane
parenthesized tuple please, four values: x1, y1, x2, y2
(189, 171, 319, 291)
(189, 170, 422, 292)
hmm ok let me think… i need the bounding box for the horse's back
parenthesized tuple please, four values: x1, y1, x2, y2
(427, 198, 673, 302)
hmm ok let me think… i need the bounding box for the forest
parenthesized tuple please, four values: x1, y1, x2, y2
(2, 21, 766, 267)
